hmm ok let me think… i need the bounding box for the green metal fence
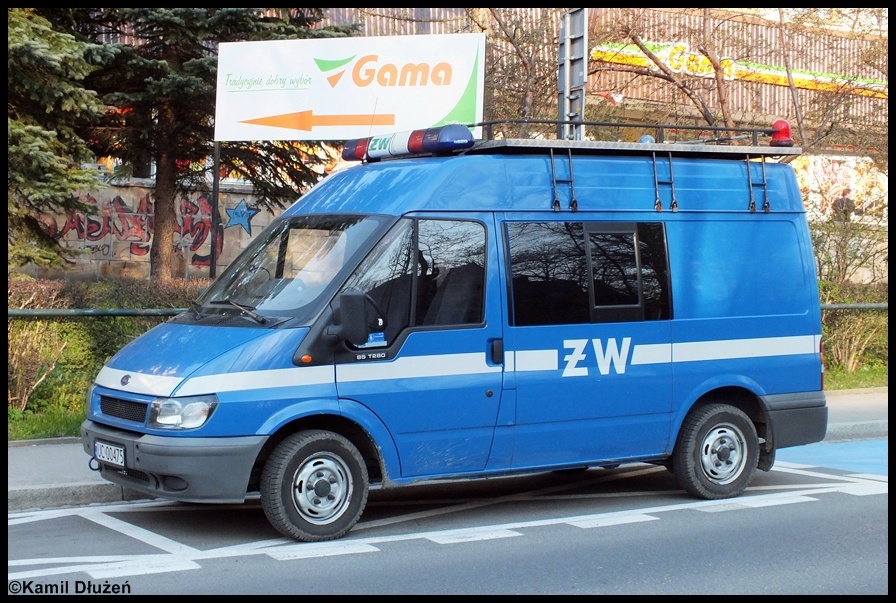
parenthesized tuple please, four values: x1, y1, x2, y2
(7, 303, 889, 318)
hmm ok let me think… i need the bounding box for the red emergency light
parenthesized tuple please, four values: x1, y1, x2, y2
(342, 124, 475, 162)
(770, 119, 794, 147)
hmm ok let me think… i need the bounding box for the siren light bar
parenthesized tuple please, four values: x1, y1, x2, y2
(342, 124, 475, 162)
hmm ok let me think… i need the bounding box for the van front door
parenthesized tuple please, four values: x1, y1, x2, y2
(334, 214, 505, 478)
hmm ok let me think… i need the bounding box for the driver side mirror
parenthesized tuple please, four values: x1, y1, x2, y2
(332, 289, 371, 346)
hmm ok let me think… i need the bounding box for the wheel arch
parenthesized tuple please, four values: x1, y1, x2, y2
(249, 411, 394, 494)
(681, 385, 774, 471)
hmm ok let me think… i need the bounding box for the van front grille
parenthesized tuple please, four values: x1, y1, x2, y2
(100, 396, 148, 423)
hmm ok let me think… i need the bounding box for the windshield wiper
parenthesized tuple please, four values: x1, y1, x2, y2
(227, 300, 267, 324)
(189, 300, 203, 319)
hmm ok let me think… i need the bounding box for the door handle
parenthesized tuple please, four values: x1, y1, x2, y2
(490, 339, 504, 364)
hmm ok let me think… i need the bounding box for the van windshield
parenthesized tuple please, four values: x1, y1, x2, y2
(194, 215, 386, 323)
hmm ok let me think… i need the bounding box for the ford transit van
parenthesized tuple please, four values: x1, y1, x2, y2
(82, 119, 827, 542)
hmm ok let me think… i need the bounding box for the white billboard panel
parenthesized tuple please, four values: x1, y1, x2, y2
(215, 34, 485, 141)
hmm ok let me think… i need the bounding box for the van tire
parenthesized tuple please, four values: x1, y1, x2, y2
(672, 404, 758, 500)
(261, 430, 369, 542)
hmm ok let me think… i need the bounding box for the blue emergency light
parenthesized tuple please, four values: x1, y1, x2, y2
(342, 124, 475, 161)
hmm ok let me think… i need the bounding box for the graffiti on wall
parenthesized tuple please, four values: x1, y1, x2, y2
(790, 154, 889, 224)
(40, 189, 266, 270)
(225, 200, 261, 235)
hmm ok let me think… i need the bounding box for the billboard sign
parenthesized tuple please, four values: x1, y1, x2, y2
(215, 33, 486, 141)
(591, 41, 887, 100)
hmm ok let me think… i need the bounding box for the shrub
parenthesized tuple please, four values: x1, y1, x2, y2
(820, 281, 888, 371)
(7, 276, 211, 416)
(8, 279, 70, 412)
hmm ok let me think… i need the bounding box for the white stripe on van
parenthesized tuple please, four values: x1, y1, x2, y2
(631, 343, 673, 365)
(97, 334, 819, 399)
(510, 334, 816, 372)
(671, 335, 817, 362)
(338, 352, 501, 382)
(177, 365, 335, 397)
(513, 349, 559, 371)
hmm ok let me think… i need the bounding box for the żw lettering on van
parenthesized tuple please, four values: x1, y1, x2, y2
(562, 338, 632, 377)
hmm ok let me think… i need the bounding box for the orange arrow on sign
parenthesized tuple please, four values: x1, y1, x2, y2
(241, 110, 395, 131)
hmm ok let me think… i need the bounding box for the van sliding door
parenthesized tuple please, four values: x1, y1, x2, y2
(501, 218, 674, 467)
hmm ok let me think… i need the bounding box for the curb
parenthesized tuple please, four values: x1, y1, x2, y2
(824, 420, 888, 443)
(8, 483, 154, 513)
(7, 436, 82, 448)
(824, 386, 888, 396)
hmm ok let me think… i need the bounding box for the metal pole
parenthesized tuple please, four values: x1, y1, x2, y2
(210, 141, 221, 279)
(558, 12, 571, 139)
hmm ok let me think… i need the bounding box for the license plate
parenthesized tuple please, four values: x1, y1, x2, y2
(94, 441, 125, 468)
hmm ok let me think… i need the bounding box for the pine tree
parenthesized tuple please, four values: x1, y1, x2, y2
(36, 8, 360, 280)
(8, 8, 114, 268)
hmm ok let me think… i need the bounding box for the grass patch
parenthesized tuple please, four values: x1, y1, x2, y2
(824, 364, 888, 391)
(8, 406, 85, 441)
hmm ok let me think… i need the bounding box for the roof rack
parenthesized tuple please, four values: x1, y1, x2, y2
(467, 119, 798, 214)
(340, 118, 800, 164)
(477, 118, 795, 146)
(469, 118, 801, 160)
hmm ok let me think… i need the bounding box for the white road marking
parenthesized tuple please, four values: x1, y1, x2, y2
(267, 542, 380, 560)
(8, 466, 887, 581)
(82, 509, 202, 555)
(426, 529, 523, 544)
(567, 513, 659, 529)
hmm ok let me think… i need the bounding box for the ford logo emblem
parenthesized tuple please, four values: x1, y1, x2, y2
(120, 375, 131, 386)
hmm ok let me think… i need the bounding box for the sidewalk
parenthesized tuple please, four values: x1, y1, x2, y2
(8, 388, 888, 513)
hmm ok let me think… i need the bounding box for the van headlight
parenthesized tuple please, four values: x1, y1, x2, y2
(148, 395, 218, 430)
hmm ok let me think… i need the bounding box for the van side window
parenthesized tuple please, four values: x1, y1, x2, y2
(506, 221, 670, 326)
(341, 218, 486, 345)
(419, 220, 486, 327)
(586, 222, 671, 322)
(506, 222, 589, 326)
(632, 223, 671, 320)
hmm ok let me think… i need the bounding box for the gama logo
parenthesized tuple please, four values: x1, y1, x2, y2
(314, 54, 453, 88)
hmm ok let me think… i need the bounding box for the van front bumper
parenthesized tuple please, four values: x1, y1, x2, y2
(81, 420, 268, 503)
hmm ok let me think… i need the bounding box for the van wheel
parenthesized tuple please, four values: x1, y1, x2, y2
(261, 430, 369, 542)
(672, 404, 758, 500)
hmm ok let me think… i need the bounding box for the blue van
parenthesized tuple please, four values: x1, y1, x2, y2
(81, 119, 827, 542)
